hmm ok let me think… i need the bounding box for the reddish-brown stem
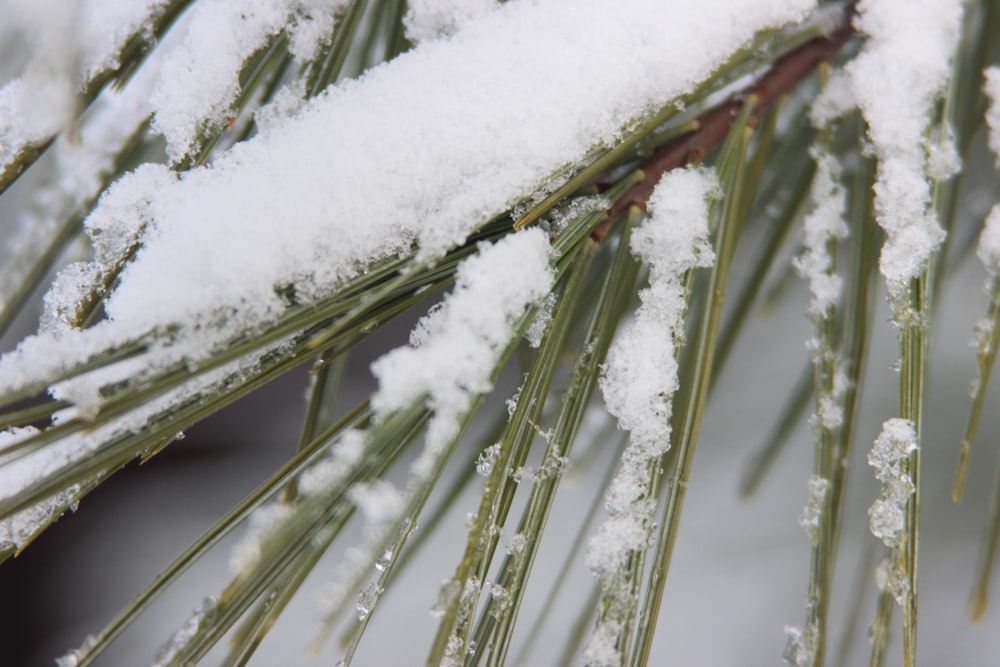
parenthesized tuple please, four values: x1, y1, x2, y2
(592, 21, 855, 242)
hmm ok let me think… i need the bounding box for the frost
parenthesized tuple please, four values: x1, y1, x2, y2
(54, 634, 97, 667)
(799, 475, 830, 546)
(526, 292, 556, 348)
(475, 443, 500, 477)
(985, 67, 1000, 164)
(847, 0, 964, 302)
(152, 596, 218, 667)
(783, 622, 818, 667)
(867, 418, 917, 548)
(874, 556, 910, 607)
(356, 582, 383, 621)
(502, 531, 526, 556)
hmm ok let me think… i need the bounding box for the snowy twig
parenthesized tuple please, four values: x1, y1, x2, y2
(594, 18, 855, 242)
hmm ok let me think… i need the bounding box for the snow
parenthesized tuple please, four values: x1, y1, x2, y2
(847, 0, 964, 302)
(296, 428, 367, 495)
(792, 148, 848, 319)
(783, 622, 817, 667)
(404, 0, 499, 44)
(5, 61, 157, 332)
(977, 70, 1000, 277)
(228, 501, 294, 575)
(0, 0, 823, 644)
(985, 67, 1000, 163)
(525, 292, 556, 348)
(0, 340, 287, 551)
(807, 69, 855, 128)
(118, 0, 812, 338)
(976, 206, 1000, 275)
(150, 0, 348, 163)
(586, 166, 718, 666)
(150, 596, 218, 667)
(798, 474, 830, 546)
(42, 164, 176, 334)
(475, 442, 500, 477)
(875, 556, 910, 607)
(598, 167, 718, 463)
(371, 228, 553, 479)
(867, 418, 917, 548)
(0, 0, 169, 176)
(237, 230, 555, 628)
(0, 0, 817, 402)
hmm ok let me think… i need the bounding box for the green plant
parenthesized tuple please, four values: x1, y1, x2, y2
(1, 1, 999, 666)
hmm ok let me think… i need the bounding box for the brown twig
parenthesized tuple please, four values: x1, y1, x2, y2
(592, 20, 855, 242)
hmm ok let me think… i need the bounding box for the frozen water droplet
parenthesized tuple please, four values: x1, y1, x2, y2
(356, 583, 383, 621)
(375, 549, 392, 572)
(503, 532, 526, 556)
(56, 635, 96, 667)
(152, 596, 217, 667)
(476, 443, 500, 476)
(55, 652, 79, 667)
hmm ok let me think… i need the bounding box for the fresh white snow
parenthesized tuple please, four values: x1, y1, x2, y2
(372, 228, 553, 478)
(847, 0, 964, 302)
(151, 0, 348, 162)
(0, 0, 823, 640)
(792, 148, 848, 319)
(984, 66, 1000, 164)
(0, 0, 170, 175)
(587, 166, 718, 666)
(404, 0, 499, 44)
(977, 206, 1000, 275)
(0, 0, 819, 447)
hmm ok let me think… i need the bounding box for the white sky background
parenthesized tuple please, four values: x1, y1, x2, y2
(1, 0, 1000, 665)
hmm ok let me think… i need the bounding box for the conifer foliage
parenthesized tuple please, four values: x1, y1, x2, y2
(1, 1, 999, 665)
